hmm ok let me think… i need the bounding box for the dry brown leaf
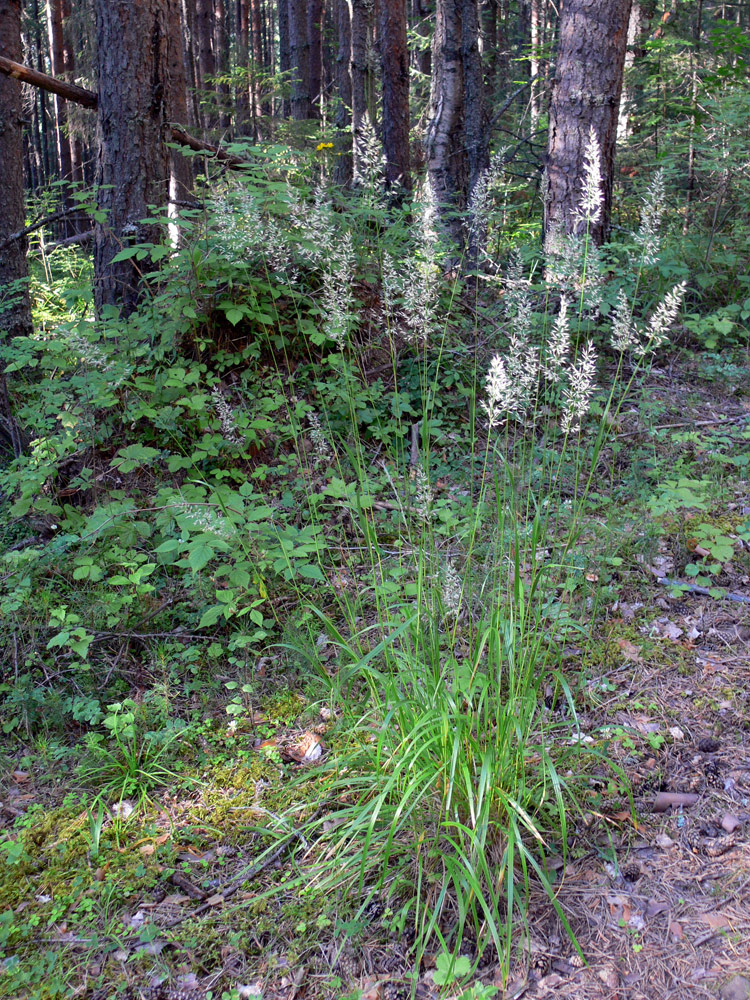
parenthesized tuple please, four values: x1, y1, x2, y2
(617, 638, 644, 663)
(655, 833, 675, 848)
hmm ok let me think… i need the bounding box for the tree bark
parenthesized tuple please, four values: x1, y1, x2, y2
(308, 0, 324, 116)
(378, 0, 411, 190)
(182, 0, 203, 128)
(94, 0, 171, 316)
(278, 0, 291, 116)
(46, 0, 75, 231)
(350, 0, 373, 174)
(195, 0, 217, 127)
(544, 0, 632, 246)
(214, 0, 230, 128)
(61, 0, 84, 184)
(462, 0, 488, 200)
(288, 0, 312, 118)
(334, 0, 353, 184)
(0, 0, 32, 341)
(250, 0, 265, 118)
(413, 0, 432, 76)
(235, 0, 250, 130)
(426, 0, 487, 243)
(166, 0, 194, 210)
(617, 1, 654, 141)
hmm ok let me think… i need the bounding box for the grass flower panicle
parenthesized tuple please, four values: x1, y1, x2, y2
(640, 281, 687, 353)
(610, 289, 636, 353)
(403, 260, 438, 345)
(561, 341, 597, 433)
(211, 386, 243, 446)
(503, 249, 531, 319)
(322, 231, 356, 347)
(544, 295, 570, 383)
(441, 559, 463, 618)
(635, 169, 666, 266)
(413, 466, 435, 521)
(574, 126, 604, 231)
(468, 148, 507, 255)
(306, 409, 333, 464)
(354, 111, 386, 192)
(178, 502, 233, 540)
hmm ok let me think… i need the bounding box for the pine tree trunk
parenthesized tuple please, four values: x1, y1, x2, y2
(214, 0, 230, 128)
(288, 0, 312, 119)
(29, 0, 50, 191)
(182, 0, 202, 128)
(166, 0, 194, 208)
(426, 0, 487, 243)
(379, 0, 411, 190)
(278, 0, 291, 116)
(195, 0, 217, 127)
(250, 0, 264, 118)
(334, 0, 353, 184)
(308, 0, 324, 117)
(413, 0, 432, 76)
(462, 0, 488, 199)
(544, 0, 632, 246)
(94, 0, 171, 315)
(617, 0, 655, 141)
(350, 0, 372, 175)
(0, 0, 32, 342)
(46, 0, 75, 232)
(236, 0, 251, 131)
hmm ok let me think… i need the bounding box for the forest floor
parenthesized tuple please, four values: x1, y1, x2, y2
(1, 349, 750, 1000)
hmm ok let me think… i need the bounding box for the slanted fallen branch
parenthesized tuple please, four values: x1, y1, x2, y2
(0, 55, 250, 169)
(657, 577, 750, 605)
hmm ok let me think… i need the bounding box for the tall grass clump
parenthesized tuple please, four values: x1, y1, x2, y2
(255, 136, 687, 980)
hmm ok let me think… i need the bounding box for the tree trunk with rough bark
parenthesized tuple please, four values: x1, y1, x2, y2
(413, 0, 432, 76)
(350, 0, 372, 177)
(379, 0, 411, 190)
(166, 0, 194, 209)
(308, 0, 324, 116)
(214, 0, 230, 128)
(0, 0, 32, 341)
(278, 0, 291, 116)
(182, 0, 202, 128)
(236, 0, 250, 131)
(288, 0, 312, 118)
(94, 0, 170, 316)
(250, 0, 264, 119)
(426, 0, 487, 243)
(616, 0, 655, 141)
(46, 0, 75, 229)
(544, 0, 632, 246)
(334, 0, 353, 184)
(195, 0, 217, 127)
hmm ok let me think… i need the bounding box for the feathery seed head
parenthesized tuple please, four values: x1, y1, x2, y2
(575, 127, 604, 230)
(561, 341, 597, 434)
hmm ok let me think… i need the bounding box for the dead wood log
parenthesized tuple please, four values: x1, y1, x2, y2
(0, 55, 249, 169)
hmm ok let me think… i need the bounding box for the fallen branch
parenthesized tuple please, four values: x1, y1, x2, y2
(657, 577, 750, 605)
(0, 209, 88, 252)
(0, 55, 250, 169)
(617, 413, 750, 438)
(47, 229, 95, 250)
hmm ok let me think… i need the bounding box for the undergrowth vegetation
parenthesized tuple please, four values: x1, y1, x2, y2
(1, 132, 749, 998)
